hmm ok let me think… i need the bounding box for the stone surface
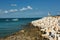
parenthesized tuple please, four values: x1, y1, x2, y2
(31, 16, 60, 40)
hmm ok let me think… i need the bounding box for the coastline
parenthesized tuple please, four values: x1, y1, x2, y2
(0, 23, 47, 40)
(0, 16, 60, 40)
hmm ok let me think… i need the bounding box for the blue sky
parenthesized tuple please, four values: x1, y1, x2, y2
(0, 0, 60, 18)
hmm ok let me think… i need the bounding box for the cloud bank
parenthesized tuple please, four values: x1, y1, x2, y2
(2, 6, 32, 14)
(9, 9, 18, 12)
(4, 10, 9, 13)
(20, 6, 32, 11)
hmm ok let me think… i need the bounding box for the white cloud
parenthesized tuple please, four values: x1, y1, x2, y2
(20, 7, 27, 11)
(3, 9, 18, 13)
(1, 6, 33, 14)
(9, 9, 18, 12)
(4, 10, 9, 13)
(11, 4, 17, 6)
(27, 6, 32, 9)
(20, 6, 32, 11)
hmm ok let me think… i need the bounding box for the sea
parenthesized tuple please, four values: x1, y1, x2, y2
(0, 18, 41, 38)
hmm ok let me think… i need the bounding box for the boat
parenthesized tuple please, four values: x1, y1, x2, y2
(12, 19, 19, 21)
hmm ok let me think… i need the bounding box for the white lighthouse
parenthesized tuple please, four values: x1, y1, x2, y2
(48, 12, 51, 16)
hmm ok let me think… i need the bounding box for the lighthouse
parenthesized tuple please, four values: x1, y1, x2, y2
(48, 12, 51, 16)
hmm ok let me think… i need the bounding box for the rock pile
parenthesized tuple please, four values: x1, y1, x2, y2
(31, 16, 60, 30)
(31, 16, 60, 40)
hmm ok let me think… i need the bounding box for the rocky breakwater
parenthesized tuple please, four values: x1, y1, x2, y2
(0, 16, 60, 40)
(31, 16, 60, 40)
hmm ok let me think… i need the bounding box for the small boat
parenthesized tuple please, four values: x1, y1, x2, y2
(12, 19, 19, 21)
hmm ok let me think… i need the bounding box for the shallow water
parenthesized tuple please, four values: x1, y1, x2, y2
(0, 18, 40, 38)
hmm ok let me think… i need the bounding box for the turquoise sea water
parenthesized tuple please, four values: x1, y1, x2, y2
(0, 18, 40, 38)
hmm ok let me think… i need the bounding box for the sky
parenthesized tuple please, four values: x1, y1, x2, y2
(0, 0, 60, 18)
